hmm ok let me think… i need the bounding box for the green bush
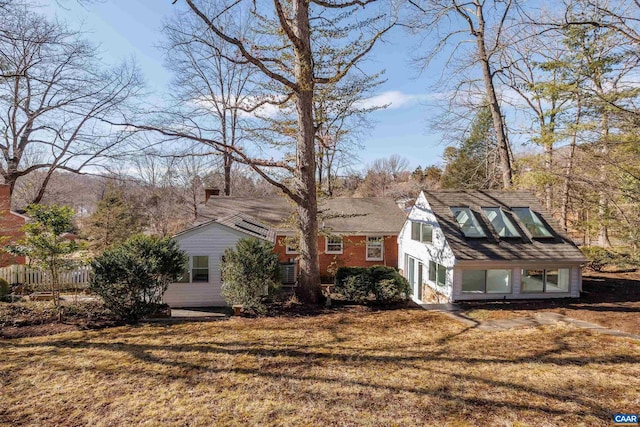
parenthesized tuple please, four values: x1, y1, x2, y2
(334, 265, 409, 304)
(0, 278, 9, 301)
(336, 273, 372, 303)
(371, 270, 410, 303)
(90, 235, 187, 322)
(221, 238, 281, 314)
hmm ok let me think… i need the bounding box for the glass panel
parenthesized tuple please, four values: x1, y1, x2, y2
(429, 260, 436, 282)
(421, 224, 433, 243)
(326, 236, 343, 253)
(482, 208, 520, 238)
(437, 264, 447, 286)
(522, 269, 544, 292)
(408, 257, 416, 295)
(366, 237, 383, 260)
(462, 270, 485, 293)
(417, 262, 423, 300)
(192, 256, 209, 282)
(411, 222, 421, 241)
(546, 268, 570, 292)
(486, 269, 511, 293)
(451, 207, 487, 237)
(511, 208, 553, 238)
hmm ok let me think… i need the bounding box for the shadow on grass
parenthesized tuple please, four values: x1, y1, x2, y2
(2, 318, 634, 421)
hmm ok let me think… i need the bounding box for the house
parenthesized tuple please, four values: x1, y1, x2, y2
(0, 184, 26, 267)
(163, 213, 276, 307)
(398, 190, 587, 303)
(163, 191, 406, 307)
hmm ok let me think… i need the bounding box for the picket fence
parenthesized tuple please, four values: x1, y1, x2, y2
(0, 264, 92, 291)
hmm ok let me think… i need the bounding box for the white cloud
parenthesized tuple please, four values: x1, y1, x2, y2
(356, 90, 447, 110)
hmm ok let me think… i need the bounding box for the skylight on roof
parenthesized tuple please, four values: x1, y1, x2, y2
(482, 207, 520, 238)
(451, 207, 486, 238)
(511, 207, 553, 238)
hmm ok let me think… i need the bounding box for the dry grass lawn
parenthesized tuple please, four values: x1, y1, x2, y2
(1, 308, 639, 426)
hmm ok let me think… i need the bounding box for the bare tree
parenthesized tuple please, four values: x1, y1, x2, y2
(409, 0, 517, 188)
(126, 0, 395, 303)
(161, 11, 257, 196)
(0, 4, 142, 203)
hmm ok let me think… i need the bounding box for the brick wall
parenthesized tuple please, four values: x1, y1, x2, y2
(0, 184, 26, 267)
(274, 234, 399, 280)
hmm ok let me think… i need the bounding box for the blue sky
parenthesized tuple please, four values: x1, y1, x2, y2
(45, 0, 446, 172)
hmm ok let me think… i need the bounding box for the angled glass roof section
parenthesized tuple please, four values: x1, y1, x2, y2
(482, 207, 521, 238)
(451, 207, 487, 238)
(511, 207, 553, 238)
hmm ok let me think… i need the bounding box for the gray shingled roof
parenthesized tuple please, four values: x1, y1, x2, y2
(175, 213, 276, 241)
(197, 196, 407, 234)
(423, 190, 587, 263)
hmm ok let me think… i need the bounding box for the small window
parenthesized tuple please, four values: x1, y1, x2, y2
(437, 264, 447, 286)
(326, 236, 343, 254)
(428, 260, 446, 286)
(482, 208, 520, 238)
(366, 236, 384, 261)
(511, 208, 553, 238)
(285, 243, 298, 254)
(429, 260, 436, 282)
(192, 256, 209, 282)
(410, 221, 432, 243)
(451, 207, 486, 237)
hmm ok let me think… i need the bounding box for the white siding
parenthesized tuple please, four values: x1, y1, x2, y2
(399, 191, 584, 303)
(452, 262, 583, 301)
(398, 192, 455, 302)
(164, 222, 250, 308)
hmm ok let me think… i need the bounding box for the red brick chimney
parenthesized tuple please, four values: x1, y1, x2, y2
(0, 184, 10, 212)
(204, 187, 221, 203)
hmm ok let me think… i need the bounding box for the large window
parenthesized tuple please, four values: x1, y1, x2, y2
(461, 269, 512, 293)
(366, 236, 384, 261)
(511, 208, 553, 238)
(428, 260, 447, 287)
(191, 256, 209, 282)
(451, 207, 487, 237)
(482, 208, 520, 238)
(522, 268, 570, 293)
(411, 221, 433, 243)
(326, 236, 343, 254)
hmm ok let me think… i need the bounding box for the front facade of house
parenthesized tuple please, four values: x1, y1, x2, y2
(165, 194, 406, 307)
(0, 184, 26, 267)
(399, 191, 586, 303)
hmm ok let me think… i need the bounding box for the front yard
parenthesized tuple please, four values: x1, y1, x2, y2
(1, 307, 639, 426)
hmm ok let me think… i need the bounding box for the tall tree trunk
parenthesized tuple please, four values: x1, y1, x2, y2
(223, 150, 232, 196)
(474, 2, 512, 189)
(597, 115, 612, 247)
(561, 99, 580, 231)
(293, 0, 321, 304)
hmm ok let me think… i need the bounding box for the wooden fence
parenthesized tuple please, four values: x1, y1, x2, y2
(0, 265, 92, 292)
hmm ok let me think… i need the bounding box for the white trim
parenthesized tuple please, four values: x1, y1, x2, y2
(325, 235, 343, 254)
(285, 245, 299, 255)
(365, 236, 384, 261)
